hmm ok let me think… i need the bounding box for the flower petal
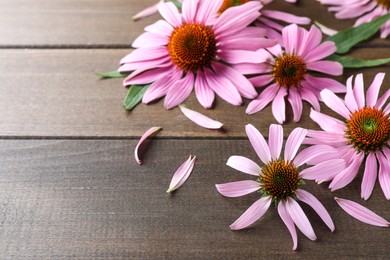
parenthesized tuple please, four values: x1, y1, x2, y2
(353, 73, 365, 109)
(321, 89, 351, 119)
(230, 196, 272, 230)
(132, 1, 160, 21)
(309, 109, 346, 133)
(272, 88, 287, 124)
(269, 124, 283, 160)
(157, 1, 182, 27)
(345, 75, 359, 113)
(284, 127, 307, 161)
(245, 124, 271, 164)
(179, 105, 223, 129)
(277, 200, 298, 251)
(377, 152, 390, 200)
(294, 145, 341, 167)
(167, 155, 196, 193)
(194, 70, 215, 109)
(246, 84, 279, 115)
(164, 73, 194, 109)
(226, 155, 261, 176)
(366, 73, 385, 107)
(335, 197, 389, 227)
(299, 159, 345, 183)
(296, 189, 335, 232)
(288, 87, 303, 122)
(361, 152, 378, 200)
(330, 152, 364, 191)
(216, 180, 261, 198)
(286, 197, 317, 241)
(134, 127, 162, 165)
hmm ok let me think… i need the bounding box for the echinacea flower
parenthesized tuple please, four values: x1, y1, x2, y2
(120, 0, 276, 109)
(305, 73, 390, 200)
(317, 0, 390, 38)
(216, 124, 340, 250)
(245, 24, 345, 123)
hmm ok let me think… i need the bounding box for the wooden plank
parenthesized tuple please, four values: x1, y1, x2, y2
(0, 139, 388, 258)
(0, 49, 389, 138)
(0, 0, 389, 47)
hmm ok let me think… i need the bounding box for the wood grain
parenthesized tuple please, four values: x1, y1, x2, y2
(0, 139, 389, 258)
(0, 49, 389, 138)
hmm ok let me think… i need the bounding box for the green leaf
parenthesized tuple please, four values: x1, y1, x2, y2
(170, 0, 182, 8)
(327, 54, 390, 68)
(123, 84, 150, 110)
(96, 71, 127, 78)
(326, 13, 390, 54)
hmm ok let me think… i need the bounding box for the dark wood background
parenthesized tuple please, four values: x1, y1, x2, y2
(0, 0, 389, 258)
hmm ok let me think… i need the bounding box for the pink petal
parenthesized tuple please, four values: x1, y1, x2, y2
(142, 69, 182, 104)
(321, 89, 351, 119)
(304, 130, 346, 147)
(157, 1, 182, 27)
(335, 197, 390, 227)
(345, 75, 359, 112)
(134, 127, 162, 165)
(249, 74, 274, 87)
(377, 152, 390, 200)
(303, 41, 337, 63)
(245, 124, 272, 165)
(314, 21, 338, 36)
(309, 109, 346, 133)
(294, 145, 341, 167)
(164, 73, 194, 109)
(298, 25, 322, 57)
(179, 105, 223, 129)
(232, 63, 272, 75)
(366, 73, 385, 107)
(277, 200, 298, 250)
(269, 124, 283, 160)
(216, 180, 261, 198)
(353, 74, 365, 109)
(300, 159, 345, 183)
(182, 0, 199, 23)
(307, 60, 343, 76)
(375, 88, 390, 109)
(194, 70, 215, 109)
(272, 88, 287, 124)
(284, 127, 307, 161)
(230, 196, 272, 230)
(217, 50, 267, 64)
(132, 1, 160, 21)
(300, 87, 320, 111)
(124, 65, 172, 86)
(361, 152, 378, 200)
(288, 88, 303, 122)
(167, 155, 196, 193)
(304, 75, 346, 93)
(330, 152, 364, 191)
(226, 156, 261, 176)
(262, 10, 310, 25)
(285, 197, 317, 241)
(282, 24, 299, 55)
(120, 46, 168, 64)
(296, 189, 335, 232)
(132, 32, 168, 48)
(246, 84, 279, 115)
(144, 19, 174, 37)
(195, 0, 223, 25)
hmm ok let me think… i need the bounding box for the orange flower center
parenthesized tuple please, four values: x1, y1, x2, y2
(272, 54, 307, 88)
(345, 107, 390, 153)
(167, 23, 217, 72)
(376, 0, 390, 9)
(219, 0, 251, 13)
(260, 160, 301, 201)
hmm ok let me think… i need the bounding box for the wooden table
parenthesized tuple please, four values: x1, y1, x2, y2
(0, 0, 389, 258)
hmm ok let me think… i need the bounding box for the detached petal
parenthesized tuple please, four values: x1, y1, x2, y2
(167, 155, 196, 193)
(179, 105, 223, 129)
(335, 197, 389, 227)
(134, 127, 162, 165)
(132, 1, 161, 21)
(216, 180, 261, 198)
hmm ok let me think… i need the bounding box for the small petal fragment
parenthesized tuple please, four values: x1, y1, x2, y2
(179, 105, 223, 129)
(134, 127, 162, 165)
(167, 155, 197, 193)
(335, 197, 390, 227)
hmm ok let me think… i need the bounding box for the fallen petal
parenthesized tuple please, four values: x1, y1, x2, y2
(167, 155, 196, 193)
(335, 197, 390, 227)
(179, 105, 223, 129)
(134, 126, 162, 165)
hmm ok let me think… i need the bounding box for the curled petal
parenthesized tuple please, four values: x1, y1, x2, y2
(179, 105, 223, 129)
(167, 155, 196, 193)
(335, 197, 390, 227)
(226, 156, 261, 176)
(278, 200, 298, 250)
(134, 127, 162, 165)
(216, 180, 261, 198)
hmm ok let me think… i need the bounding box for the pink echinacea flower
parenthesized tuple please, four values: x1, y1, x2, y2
(216, 124, 340, 250)
(245, 24, 345, 124)
(317, 0, 390, 38)
(120, 0, 276, 109)
(305, 73, 390, 200)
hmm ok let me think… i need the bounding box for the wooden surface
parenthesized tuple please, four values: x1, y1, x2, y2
(0, 0, 389, 258)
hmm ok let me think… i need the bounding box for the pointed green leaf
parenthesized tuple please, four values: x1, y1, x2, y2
(327, 54, 390, 68)
(123, 84, 150, 110)
(97, 71, 128, 78)
(326, 13, 390, 54)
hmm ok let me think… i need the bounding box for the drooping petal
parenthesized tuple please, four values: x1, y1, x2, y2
(296, 189, 335, 232)
(300, 87, 320, 111)
(284, 128, 307, 161)
(164, 73, 194, 109)
(194, 70, 215, 109)
(269, 124, 283, 160)
(245, 124, 272, 164)
(377, 152, 390, 200)
(330, 152, 364, 191)
(167, 155, 197, 193)
(226, 156, 261, 176)
(288, 88, 303, 123)
(134, 127, 162, 165)
(335, 197, 389, 227)
(321, 89, 351, 119)
(366, 73, 385, 107)
(272, 88, 287, 124)
(361, 152, 378, 200)
(230, 196, 272, 230)
(285, 197, 317, 241)
(278, 200, 298, 251)
(216, 180, 261, 198)
(179, 105, 223, 129)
